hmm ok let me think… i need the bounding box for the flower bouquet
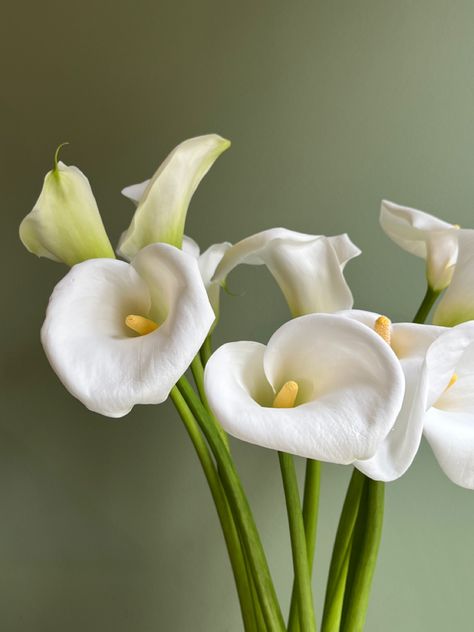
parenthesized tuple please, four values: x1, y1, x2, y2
(20, 135, 474, 632)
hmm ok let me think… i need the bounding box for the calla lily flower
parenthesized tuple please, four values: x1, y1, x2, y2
(182, 236, 231, 320)
(433, 230, 474, 326)
(422, 321, 474, 488)
(212, 228, 361, 316)
(19, 158, 115, 266)
(339, 310, 444, 481)
(117, 134, 230, 258)
(380, 200, 459, 291)
(204, 314, 405, 463)
(41, 243, 214, 417)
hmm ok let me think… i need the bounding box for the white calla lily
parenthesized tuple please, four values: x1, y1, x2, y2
(422, 322, 474, 488)
(20, 158, 114, 266)
(212, 228, 360, 316)
(204, 314, 405, 463)
(433, 230, 474, 326)
(339, 310, 445, 481)
(118, 134, 230, 258)
(41, 243, 214, 417)
(380, 199, 459, 291)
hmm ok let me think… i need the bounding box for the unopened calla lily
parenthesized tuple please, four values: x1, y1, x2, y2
(19, 150, 114, 266)
(118, 134, 230, 258)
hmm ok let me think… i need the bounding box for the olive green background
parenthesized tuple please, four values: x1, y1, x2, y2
(3, 1, 474, 630)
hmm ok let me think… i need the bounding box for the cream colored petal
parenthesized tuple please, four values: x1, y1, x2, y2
(19, 161, 114, 266)
(117, 135, 230, 258)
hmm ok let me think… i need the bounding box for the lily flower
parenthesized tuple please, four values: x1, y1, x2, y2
(212, 228, 361, 316)
(19, 152, 114, 266)
(204, 314, 405, 463)
(338, 310, 444, 481)
(422, 321, 474, 488)
(41, 243, 214, 417)
(117, 134, 230, 258)
(380, 199, 459, 291)
(433, 230, 474, 326)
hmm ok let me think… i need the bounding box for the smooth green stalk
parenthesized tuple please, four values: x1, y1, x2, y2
(321, 469, 365, 632)
(279, 452, 316, 632)
(412, 285, 441, 324)
(339, 477, 385, 632)
(169, 387, 257, 631)
(177, 376, 286, 632)
(200, 334, 213, 366)
(288, 459, 321, 632)
(190, 354, 229, 450)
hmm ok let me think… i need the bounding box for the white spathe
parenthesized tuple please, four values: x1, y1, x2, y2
(433, 230, 474, 326)
(380, 200, 459, 291)
(423, 321, 474, 489)
(204, 314, 405, 463)
(212, 228, 361, 316)
(117, 134, 230, 259)
(20, 161, 115, 266)
(41, 243, 215, 417)
(339, 310, 445, 482)
(182, 235, 231, 320)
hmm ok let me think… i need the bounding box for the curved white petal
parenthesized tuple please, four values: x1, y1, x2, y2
(424, 408, 474, 489)
(380, 200, 458, 291)
(339, 310, 444, 480)
(205, 314, 404, 463)
(117, 135, 230, 259)
(121, 179, 150, 205)
(20, 161, 114, 266)
(182, 235, 201, 258)
(213, 228, 360, 316)
(423, 321, 474, 408)
(433, 230, 474, 326)
(198, 242, 232, 320)
(42, 244, 214, 417)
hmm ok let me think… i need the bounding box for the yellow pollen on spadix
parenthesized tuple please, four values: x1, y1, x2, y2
(125, 314, 159, 336)
(273, 381, 299, 408)
(445, 373, 458, 391)
(374, 315, 392, 345)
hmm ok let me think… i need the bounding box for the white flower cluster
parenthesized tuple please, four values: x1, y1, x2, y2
(20, 135, 474, 489)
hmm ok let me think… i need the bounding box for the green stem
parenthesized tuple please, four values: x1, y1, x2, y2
(279, 452, 316, 632)
(200, 334, 213, 366)
(412, 285, 440, 324)
(321, 469, 364, 632)
(288, 459, 321, 632)
(177, 376, 286, 632)
(339, 476, 385, 632)
(169, 387, 257, 631)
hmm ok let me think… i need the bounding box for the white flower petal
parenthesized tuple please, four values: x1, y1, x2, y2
(213, 228, 360, 316)
(121, 179, 150, 205)
(20, 161, 114, 266)
(198, 242, 232, 319)
(424, 408, 474, 489)
(182, 235, 201, 258)
(433, 230, 474, 326)
(380, 200, 458, 291)
(42, 244, 214, 417)
(205, 314, 404, 463)
(339, 310, 444, 480)
(117, 135, 230, 258)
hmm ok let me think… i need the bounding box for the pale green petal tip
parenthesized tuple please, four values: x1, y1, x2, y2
(53, 142, 70, 172)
